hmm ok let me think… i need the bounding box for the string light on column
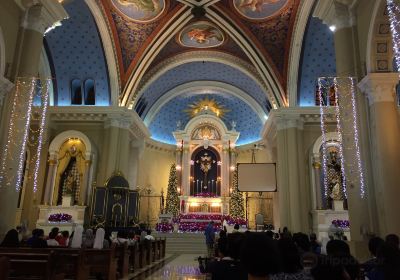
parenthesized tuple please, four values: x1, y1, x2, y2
(32, 79, 50, 193)
(16, 78, 36, 191)
(349, 77, 366, 198)
(0, 81, 21, 187)
(387, 0, 400, 72)
(317, 78, 330, 199)
(333, 78, 347, 198)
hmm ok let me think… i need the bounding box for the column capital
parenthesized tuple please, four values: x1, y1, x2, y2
(313, 0, 355, 31)
(105, 115, 133, 129)
(21, 1, 68, 35)
(358, 73, 399, 106)
(275, 115, 304, 131)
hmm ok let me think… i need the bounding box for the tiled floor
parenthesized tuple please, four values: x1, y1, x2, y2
(133, 254, 207, 280)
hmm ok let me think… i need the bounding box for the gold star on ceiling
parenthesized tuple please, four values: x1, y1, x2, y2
(184, 96, 230, 119)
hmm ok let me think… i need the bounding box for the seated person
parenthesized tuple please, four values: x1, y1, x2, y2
(144, 230, 155, 241)
(31, 229, 48, 248)
(206, 237, 247, 280)
(47, 231, 60, 247)
(241, 232, 282, 280)
(362, 237, 384, 274)
(0, 229, 19, 247)
(57, 231, 70, 247)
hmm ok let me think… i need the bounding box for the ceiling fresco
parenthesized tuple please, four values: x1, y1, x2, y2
(97, 0, 300, 94)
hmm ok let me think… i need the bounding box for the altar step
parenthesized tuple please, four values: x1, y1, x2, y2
(154, 233, 207, 255)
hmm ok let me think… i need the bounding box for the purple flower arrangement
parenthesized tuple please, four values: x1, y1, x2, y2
(155, 213, 248, 233)
(332, 219, 350, 228)
(194, 192, 218, 198)
(48, 213, 72, 223)
(155, 223, 173, 233)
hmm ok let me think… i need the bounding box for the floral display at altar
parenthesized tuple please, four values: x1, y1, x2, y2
(155, 213, 247, 232)
(48, 213, 73, 223)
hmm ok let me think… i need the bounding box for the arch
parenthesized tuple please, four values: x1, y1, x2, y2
(84, 79, 95, 105)
(49, 130, 93, 156)
(71, 79, 82, 105)
(206, 6, 284, 107)
(366, 0, 394, 73)
(133, 51, 271, 108)
(312, 132, 340, 156)
(84, 0, 120, 106)
(143, 81, 267, 126)
(287, 0, 315, 106)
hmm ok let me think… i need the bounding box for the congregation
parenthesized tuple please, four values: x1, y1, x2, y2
(200, 223, 400, 280)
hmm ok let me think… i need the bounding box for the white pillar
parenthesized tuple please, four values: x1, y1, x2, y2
(358, 73, 400, 236)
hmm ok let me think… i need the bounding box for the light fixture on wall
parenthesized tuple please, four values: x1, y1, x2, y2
(329, 25, 337, 32)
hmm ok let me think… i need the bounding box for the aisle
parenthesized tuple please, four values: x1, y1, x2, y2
(132, 254, 206, 280)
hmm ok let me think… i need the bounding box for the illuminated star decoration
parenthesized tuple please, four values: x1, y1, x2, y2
(184, 96, 230, 119)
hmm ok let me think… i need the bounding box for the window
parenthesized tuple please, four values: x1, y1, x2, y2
(71, 79, 82, 105)
(84, 79, 96, 105)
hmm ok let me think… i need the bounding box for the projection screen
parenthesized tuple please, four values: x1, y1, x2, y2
(237, 163, 277, 192)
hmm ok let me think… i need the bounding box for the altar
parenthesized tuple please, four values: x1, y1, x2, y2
(36, 205, 86, 234)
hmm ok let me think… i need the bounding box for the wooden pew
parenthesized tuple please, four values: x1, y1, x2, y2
(128, 243, 139, 272)
(0, 251, 64, 280)
(0, 247, 89, 280)
(160, 238, 166, 258)
(115, 243, 130, 278)
(0, 257, 9, 279)
(84, 243, 118, 280)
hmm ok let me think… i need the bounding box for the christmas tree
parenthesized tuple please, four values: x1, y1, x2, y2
(165, 163, 180, 217)
(229, 170, 245, 219)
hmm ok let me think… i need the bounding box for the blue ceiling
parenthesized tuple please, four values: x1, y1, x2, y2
(149, 92, 263, 145)
(136, 61, 270, 118)
(45, 0, 110, 106)
(298, 16, 336, 106)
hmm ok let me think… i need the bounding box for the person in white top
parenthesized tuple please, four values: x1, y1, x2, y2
(47, 231, 59, 247)
(70, 225, 83, 248)
(93, 228, 105, 249)
(144, 230, 155, 241)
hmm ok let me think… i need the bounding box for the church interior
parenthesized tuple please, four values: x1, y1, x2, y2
(0, 0, 400, 279)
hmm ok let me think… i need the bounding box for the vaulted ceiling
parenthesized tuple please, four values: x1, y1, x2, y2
(47, 0, 335, 145)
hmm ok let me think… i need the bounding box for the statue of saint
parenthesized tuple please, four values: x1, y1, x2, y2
(330, 181, 342, 200)
(65, 173, 75, 195)
(327, 150, 344, 202)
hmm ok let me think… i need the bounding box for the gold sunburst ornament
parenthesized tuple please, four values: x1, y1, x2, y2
(184, 96, 230, 118)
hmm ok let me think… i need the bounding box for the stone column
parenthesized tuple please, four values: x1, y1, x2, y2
(275, 114, 308, 232)
(221, 145, 229, 197)
(79, 155, 92, 206)
(0, 1, 66, 235)
(104, 118, 121, 178)
(43, 153, 58, 205)
(312, 156, 323, 210)
(181, 146, 189, 196)
(358, 73, 400, 236)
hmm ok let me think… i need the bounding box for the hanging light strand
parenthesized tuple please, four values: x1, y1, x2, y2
(349, 77, 366, 198)
(387, 0, 400, 72)
(333, 78, 348, 198)
(15, 78, 36, 191)
(0, 82, 20, 187)
(32, 79, 50, 192)
(317, 78, 330, 199)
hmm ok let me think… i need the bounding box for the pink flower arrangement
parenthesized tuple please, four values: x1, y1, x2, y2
(48, 213, 72, 223)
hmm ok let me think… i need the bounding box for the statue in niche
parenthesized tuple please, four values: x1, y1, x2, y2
(326, 150, 344, 203)
(60, 159, 80, 206)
